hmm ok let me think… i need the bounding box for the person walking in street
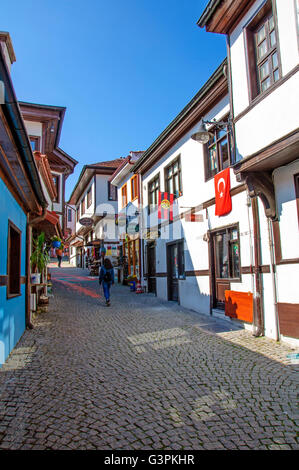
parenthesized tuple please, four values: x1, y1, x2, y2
(99, 258, 114, 306)
(56, 247, 63, 268)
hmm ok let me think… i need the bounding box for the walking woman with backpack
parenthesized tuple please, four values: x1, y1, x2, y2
(99, 258, 114, 306)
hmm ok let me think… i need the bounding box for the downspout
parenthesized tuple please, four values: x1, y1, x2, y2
(26, 214, 33, 329)
(251, 196, 264, 337)
(268, 218, 280, 341)
(246, 191, 255, 304)
(137, 171, 143, 287)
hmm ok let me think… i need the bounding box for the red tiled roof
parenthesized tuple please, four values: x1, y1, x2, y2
(89, 158, 124, 168)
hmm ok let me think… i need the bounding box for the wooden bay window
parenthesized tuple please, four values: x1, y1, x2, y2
(244, 0, 281, 101)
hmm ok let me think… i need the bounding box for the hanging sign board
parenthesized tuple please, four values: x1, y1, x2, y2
(79, 217, 93, 226)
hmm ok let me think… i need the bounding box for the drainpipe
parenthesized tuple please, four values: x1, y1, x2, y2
(137, 172, 143, 287)
(251, 196, 264, 337)
(246, 191, 255, 300)
(26, 215, 34, 329)
(268, 218, 280, 341)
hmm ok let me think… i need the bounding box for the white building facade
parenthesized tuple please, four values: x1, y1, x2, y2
(68, 159, 123, 269)
(196, 0, 299, 347)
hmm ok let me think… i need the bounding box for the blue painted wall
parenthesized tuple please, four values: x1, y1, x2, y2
(0, 176, 27, 366)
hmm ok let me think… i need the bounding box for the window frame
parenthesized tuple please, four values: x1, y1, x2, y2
(81, 197, 85, 216)
(130, 175, 138, 202)
(244, 0, 281, 102)
(204, 116, 232, 181)
(147, 174, 160, 213)
(108, 181, 117, 201)
(213, 224, 241, 282)
(29, 136, 40, 152)
(121, 183, 127, 208)
(52, 174, 60, 203)
(87, 187, 92, 208)
(7, 220, 22, 299)
(67, 208, 72, 223)
(294, 173, 299, 229)
(164, 155, 183, 199)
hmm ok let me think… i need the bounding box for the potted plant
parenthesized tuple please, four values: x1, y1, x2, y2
(51, 235, 62, 248)
(30, 232, 50, 284)
(127, 274, 137, 291)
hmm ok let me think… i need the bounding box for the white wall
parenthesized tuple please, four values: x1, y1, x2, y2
(24, 120, 43, 141)
(230, 0, 299, 120)
(273, 159, 299, 260)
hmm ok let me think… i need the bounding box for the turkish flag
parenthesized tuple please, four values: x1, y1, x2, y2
(158, 192, 174, 221)
(214, 168, 232, 216)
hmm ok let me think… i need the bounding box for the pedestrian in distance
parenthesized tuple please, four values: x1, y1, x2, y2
(99, 258, 114, 306)
(56, 247, 63, 268)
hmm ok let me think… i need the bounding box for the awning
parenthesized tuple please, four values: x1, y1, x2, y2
(32, 210, 62, 238)
(45, 210, 60, 225)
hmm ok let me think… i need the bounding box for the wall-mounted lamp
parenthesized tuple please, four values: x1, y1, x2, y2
(191, 117, 232, 144)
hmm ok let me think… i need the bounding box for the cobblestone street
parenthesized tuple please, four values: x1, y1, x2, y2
(0, 266, 298, 451)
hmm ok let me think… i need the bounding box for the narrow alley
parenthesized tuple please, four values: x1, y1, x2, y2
(0, 265, 298, 451)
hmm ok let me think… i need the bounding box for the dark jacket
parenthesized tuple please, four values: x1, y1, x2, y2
(99, 266, 114, 285)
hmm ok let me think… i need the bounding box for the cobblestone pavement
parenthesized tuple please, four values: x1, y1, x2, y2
(0, 266, 298, 450)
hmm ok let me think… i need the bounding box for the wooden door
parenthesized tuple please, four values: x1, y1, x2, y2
(147, 243, 156, 294)
(212, 231, 230, 309)
(167, 243, 179, 301)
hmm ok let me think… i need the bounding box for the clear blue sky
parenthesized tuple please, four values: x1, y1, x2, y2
(3, 0, 226, 199)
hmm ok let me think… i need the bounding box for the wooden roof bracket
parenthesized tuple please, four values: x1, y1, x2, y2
(236, 171, 277, 220)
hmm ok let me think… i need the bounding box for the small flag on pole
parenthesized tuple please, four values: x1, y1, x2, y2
(158, 192, 174, 221)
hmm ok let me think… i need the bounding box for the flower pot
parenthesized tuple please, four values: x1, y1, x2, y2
(52, 240, 61, 248)
(30, 273, 41, 285)
(130, 281, 136, 292)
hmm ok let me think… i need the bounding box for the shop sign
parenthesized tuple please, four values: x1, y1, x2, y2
(79, 217, 93, 226)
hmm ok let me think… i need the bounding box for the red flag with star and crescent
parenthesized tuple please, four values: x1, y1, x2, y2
(214, 168, 232, 216)
(158, 191, 174, 221)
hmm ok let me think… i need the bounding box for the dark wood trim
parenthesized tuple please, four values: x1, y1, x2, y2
(277, 302, 299, 339)
(52, 173, 60, 203)
(7, 219, 22, 299)
(234, 128, 299, 173)
(294, 173, 299, 228)
(29, 135, 41, 152)
(241, 265, 271, 274)
(272, 219, 282, 263)
(62, 173, 65, 233)
(272, 219, 299, 265)
(251, 196, 264, 336)
(277, 258, 299, 266)
(185, 269, 210, 277)
(0, 275, 8, 286)
(199, 0, 257, 35)
(234, 63, 299, 124)
(144, 183, 246, 234)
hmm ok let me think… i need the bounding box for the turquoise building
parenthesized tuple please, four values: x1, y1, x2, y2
(0, 32, 46, 366)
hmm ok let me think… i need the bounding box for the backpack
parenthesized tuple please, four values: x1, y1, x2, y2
(103, 268, 112, 283)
